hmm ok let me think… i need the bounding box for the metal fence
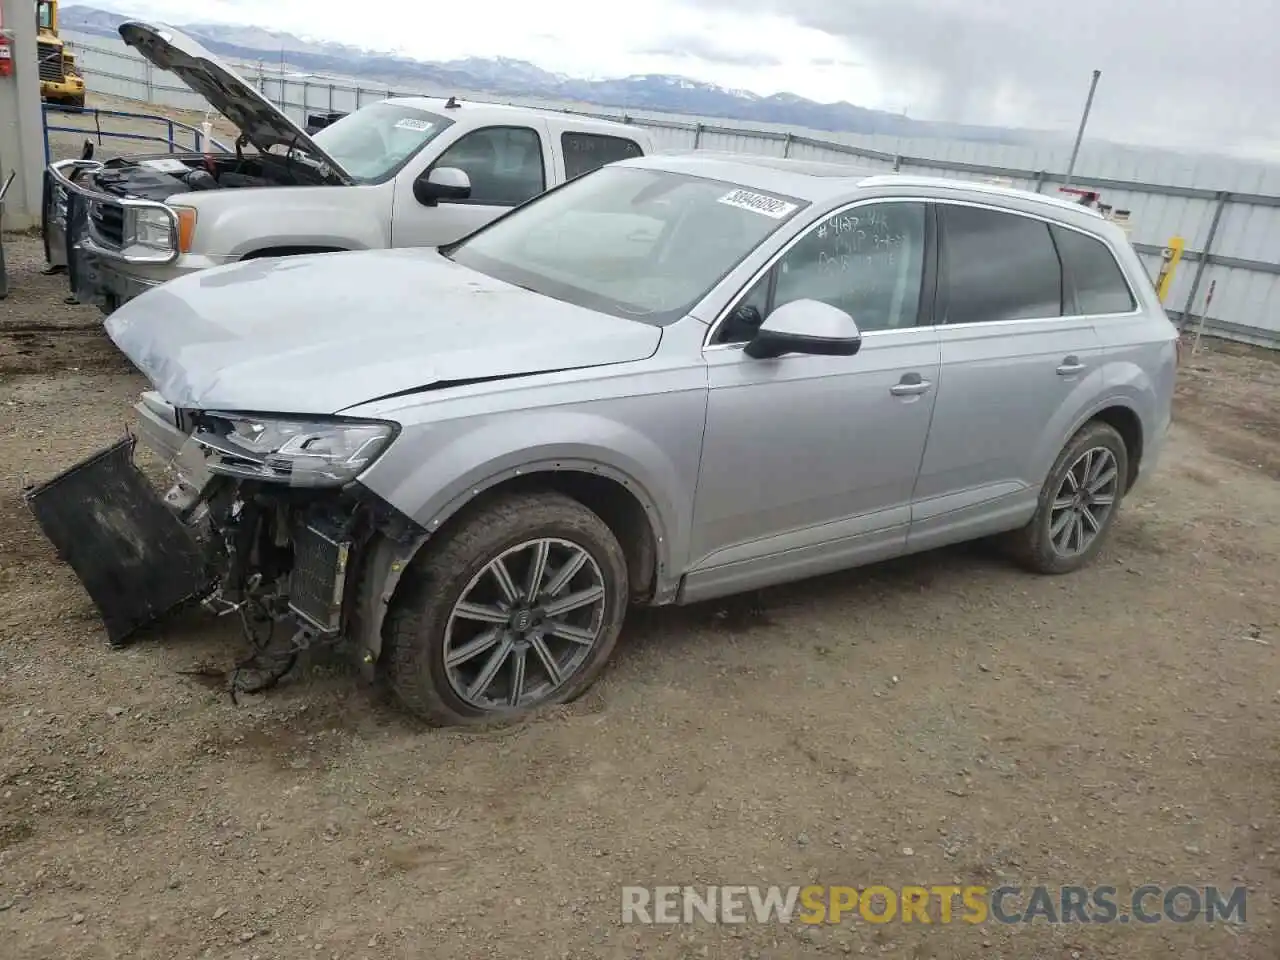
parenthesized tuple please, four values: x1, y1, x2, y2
(62, 31, 1280, 348)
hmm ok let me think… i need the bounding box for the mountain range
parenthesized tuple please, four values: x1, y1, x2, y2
(60, 5, 1053, 145)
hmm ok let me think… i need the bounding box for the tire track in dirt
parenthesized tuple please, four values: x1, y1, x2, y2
(0, 328, 134, 376)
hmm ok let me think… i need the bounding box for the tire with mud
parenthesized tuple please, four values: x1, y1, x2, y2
(383, 491, 629, 726)
(1006, 420, 1130, 575)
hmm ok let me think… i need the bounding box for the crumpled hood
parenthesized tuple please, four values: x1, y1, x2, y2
(105, 248, 662, 414)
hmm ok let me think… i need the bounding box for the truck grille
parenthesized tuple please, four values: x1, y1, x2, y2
(89, 199, 125, 248)
(288, 516, 352, 634)
(38, 42, 65, 83)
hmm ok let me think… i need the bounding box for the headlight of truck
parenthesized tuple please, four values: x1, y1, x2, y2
(194, 414, 398, 488)
(125, 207, 174, 251)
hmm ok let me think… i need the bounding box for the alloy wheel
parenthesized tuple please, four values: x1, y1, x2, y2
(442, 538, 608, 711)
(1048, 446, 1120, 558)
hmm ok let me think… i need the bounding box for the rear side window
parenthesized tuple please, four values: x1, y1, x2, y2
(1051, 225, 1137, 315)
(562, 132, 644, 180)
(940, 205, 1063, 325)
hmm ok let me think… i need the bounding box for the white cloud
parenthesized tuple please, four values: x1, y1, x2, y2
(82, 0, 1280, 154)
(91, 0, 885, 106)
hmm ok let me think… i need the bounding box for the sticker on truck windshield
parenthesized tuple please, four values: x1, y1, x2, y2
(394, 118, 435, 132)
(717, 188, 798, 219)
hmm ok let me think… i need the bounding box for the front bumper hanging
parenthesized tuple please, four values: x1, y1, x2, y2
(23, 436, 215, 646)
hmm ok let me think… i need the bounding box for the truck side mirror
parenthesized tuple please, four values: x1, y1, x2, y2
(414, 167, 471, 207)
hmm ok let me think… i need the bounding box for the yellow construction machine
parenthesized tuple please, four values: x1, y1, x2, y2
(37, 0, 86, 110)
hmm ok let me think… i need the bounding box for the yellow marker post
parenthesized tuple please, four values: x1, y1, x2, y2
(1154, 236, 1185, 303)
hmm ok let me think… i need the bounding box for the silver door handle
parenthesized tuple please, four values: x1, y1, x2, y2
(890, 380, 933, 397)
(1056, 360, 1087, 376)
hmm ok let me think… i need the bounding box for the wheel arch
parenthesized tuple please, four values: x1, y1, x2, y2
(1088, 404, 1144, 491)
(352, 462, 667, 671)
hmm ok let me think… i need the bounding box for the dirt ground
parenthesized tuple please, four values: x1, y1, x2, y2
(1, 227, 1278, 960)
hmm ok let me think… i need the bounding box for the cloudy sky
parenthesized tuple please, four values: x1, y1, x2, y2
(89, 0, 1280, 158)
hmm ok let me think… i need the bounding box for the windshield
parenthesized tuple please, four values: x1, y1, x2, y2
(312, 103, 452, 183)
(37, 2, 52, 28)
(444, 166, 807, 326)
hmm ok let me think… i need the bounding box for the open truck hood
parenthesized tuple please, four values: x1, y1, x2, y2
(103, 248, 663, 414)
(117, 20, 353, 186)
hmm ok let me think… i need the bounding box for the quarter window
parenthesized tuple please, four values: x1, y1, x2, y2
(431, 126, 545, 206)
(717, 201, 927, 342)
(562, 133, 645, 180)
(940, 205, 1062, 325)
(1051, 225, 1137, 315)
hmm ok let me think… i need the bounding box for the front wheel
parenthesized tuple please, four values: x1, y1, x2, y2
(1007, 420, 1129, 575)
(383, 491, 629, 726)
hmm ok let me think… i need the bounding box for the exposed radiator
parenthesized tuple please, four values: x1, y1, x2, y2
(288, 515, 352, 634)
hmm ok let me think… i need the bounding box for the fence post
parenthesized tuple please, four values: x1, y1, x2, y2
(893, 154, 902, 172)
(145, 61, 154, 101)
(783, 133, 793, 158)
(41, 105, 51, 166)
(167, 119, 174, 152)
(693, 123, 703, 149)
(1033, 170, 1047, 193)
(1179, 191, 1229, 331)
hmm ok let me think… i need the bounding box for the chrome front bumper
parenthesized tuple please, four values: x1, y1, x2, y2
(44, 159, 173, 313)
(84, 252, 161, 312)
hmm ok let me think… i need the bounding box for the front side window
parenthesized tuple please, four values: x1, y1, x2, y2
(716, 201, 927, 343)
(312, 102, 452, 182)
(940, 205, 1063, 325)
(431, 126, 546, 206)
(562, 132, 645, 180)
(445, 166, 806, 326)
(1050, 225, 1137, 315)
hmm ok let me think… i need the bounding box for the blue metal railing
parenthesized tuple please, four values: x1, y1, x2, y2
(42, 104, 232, 165)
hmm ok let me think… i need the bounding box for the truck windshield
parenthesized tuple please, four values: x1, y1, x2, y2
(312, 103, 452, 183)
(443, 165, 807, 326)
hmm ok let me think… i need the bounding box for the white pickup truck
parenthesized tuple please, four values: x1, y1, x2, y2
(44, 21, 656, 313)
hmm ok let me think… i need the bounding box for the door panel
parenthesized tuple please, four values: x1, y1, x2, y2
(391, 124, 549, 248)
(909, 318, 1104, 547)
(685, 199, 939, 602)
(908, 202, 1103, 552)
(689, 329, 941, 582)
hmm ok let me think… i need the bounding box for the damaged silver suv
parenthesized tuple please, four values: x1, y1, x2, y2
(26, 153, 1178, 726)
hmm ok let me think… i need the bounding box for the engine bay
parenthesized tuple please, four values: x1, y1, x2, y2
(84, 151, 335, 201)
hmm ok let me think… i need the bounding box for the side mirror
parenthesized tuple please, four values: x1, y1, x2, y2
(413, 166, 471, 206)
(743, 299, 862, 360)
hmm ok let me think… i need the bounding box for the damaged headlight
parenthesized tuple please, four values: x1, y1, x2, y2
(193, 414, 398, 488)
(125, 207, 174, 251)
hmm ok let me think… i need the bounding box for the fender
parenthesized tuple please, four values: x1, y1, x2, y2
(179, 184, 393, 259)
(351, 455, 677, 672)
(355, 395, 702, 568)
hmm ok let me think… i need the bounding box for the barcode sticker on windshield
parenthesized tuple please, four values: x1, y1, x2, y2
(394, 118, 434, 131)
(717, 189, 798, 219)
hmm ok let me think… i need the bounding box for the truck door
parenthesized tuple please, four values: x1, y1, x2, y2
(391, 121, 552, 248)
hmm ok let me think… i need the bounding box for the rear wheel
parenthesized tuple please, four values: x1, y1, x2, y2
(1007, 420, 1129, 574)
(383, 492, 629, 726)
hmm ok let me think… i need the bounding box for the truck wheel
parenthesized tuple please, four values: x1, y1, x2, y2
(383, 491, 629, 726)
(1006, 420, 1129, 575)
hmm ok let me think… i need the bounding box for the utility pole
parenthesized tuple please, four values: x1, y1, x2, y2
(1063, 69, 1101, 188)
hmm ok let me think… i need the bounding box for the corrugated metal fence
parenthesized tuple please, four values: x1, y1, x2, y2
(64, 31, 1280, 348)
